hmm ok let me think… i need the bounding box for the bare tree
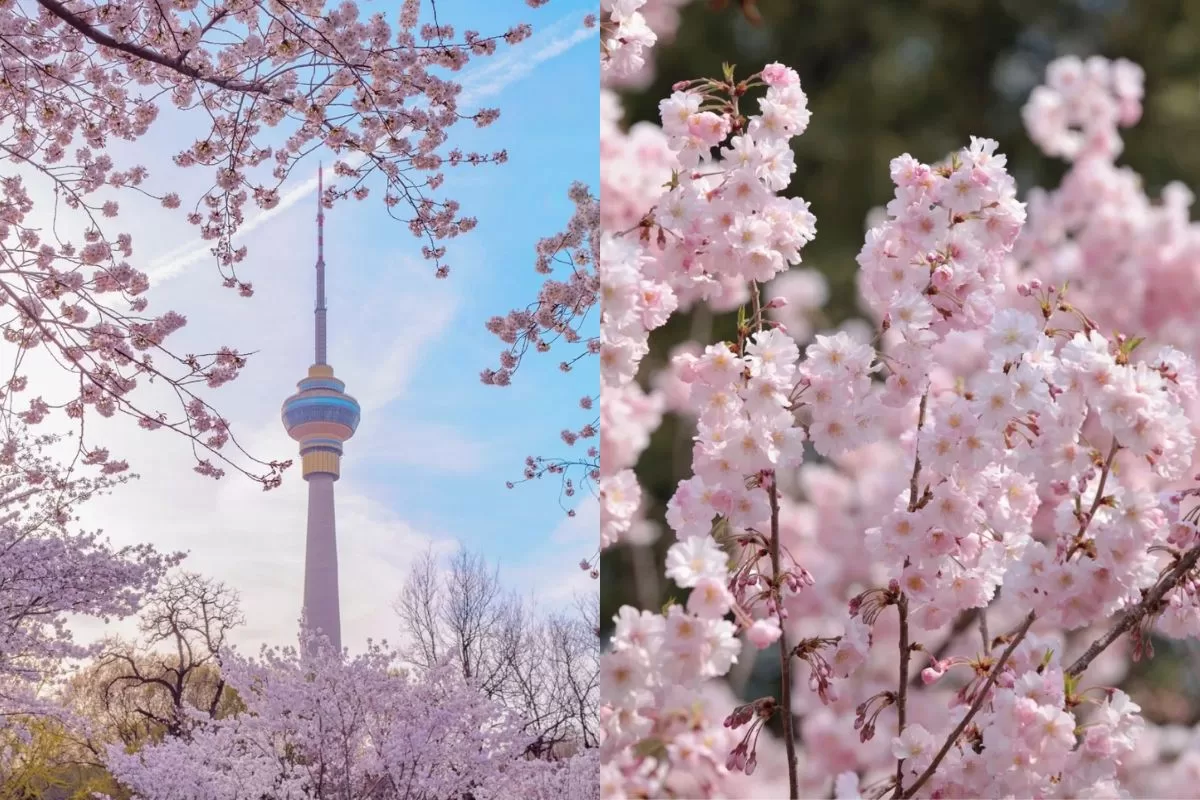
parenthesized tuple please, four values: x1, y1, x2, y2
(395, 547, 507, 682)
(84, 571, 243, 741)
(443, 549, 506, 683)
(395, 549, 599, 758)
(394, 548, 442, 671)
(499, 601, 571, 757)
(550, 594, 600, 750)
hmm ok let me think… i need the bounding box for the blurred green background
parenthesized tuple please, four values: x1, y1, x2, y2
(602, 0, 1200, 722)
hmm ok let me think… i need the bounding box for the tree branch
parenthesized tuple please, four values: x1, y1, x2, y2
(1066, 543, 1200, 677)
(899, 611, 1036, 799)
(769, 480, 799, 800)
(35, 0, 270, 94)
(893, 594, 912, 794)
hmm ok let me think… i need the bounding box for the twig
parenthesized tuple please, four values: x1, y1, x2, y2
(900, 611, 1036, 799)
(893, 594, 912, 794)
(1066, 543, 1200, 677)
(1065, 439, 1119, 561)
(769, 481, 800, 799)
(894, 390, 928, 793)
(907, 393, 929, 512)
(911, 608, 979, 689)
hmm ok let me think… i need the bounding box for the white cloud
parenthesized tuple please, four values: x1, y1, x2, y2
(498, 496, 598, 609)
(355, 420, 492, 475)
(75, 422, 456, 651)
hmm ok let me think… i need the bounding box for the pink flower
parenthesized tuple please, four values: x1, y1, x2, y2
(891, 724, 934, 763)
(745, 618, 782, 649)
(761, 62, 798, 88)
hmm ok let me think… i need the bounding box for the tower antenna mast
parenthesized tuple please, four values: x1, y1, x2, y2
(315, 164, 327, 365)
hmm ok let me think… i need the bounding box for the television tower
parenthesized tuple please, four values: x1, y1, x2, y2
(281, 166, 360, 653)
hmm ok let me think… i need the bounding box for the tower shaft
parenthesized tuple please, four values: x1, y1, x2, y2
(304, 473, 341, 652)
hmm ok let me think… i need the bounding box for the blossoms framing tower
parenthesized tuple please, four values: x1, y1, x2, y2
(281, 166, 360, 653)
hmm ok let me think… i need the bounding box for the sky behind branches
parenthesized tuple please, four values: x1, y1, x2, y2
(60, 0, 599, 653)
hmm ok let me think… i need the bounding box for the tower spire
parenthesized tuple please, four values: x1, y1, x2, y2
(315, 164, 327, 365)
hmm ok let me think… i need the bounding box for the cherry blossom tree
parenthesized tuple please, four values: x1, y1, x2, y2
(0, 424, 180, 793)
(0, 0, 552, 487)
(482, 181, 600, 514)
(0, 422, 178, 716)
(103, 639, 592, 800)
(599, 26, 1200, 800)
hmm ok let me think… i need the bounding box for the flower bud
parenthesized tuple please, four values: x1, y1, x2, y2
(765, 296, 788, 310)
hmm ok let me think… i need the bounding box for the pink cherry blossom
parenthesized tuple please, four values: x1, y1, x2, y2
(600, 43, 1200, 800)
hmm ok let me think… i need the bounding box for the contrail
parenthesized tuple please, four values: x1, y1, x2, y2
(456, 14, 595, 104)
(148, 13, 597, 282)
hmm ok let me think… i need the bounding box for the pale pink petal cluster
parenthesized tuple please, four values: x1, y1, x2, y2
(105, 642, 599, 799)
(600, 91, 675, 231)
(1023, 55, 1143, 161)
(600, 0, 689, 90)
(601, 0, 657, 78)
(903, 636, 1143, 797)
(599, 606, 743, 796)
(600, 40, 1200, 800)
(599, 231, 675, 548)
(1016, 56, 1200, 360)
(651, 65, 816, 307)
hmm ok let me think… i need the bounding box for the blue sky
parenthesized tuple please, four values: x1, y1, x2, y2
(355, 2, 600, 565)
(54, 0, 599, 651)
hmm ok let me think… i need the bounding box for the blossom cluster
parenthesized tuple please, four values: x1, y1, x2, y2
(601, 0, 690, 89)
(653, 64, 816, 306)
(879, 635, 1144, 798)
(601, 63, 818, 552)
(599, 233, 674, 547)
(601, 0, 657, 78)
(596, 92, 674, 548)
(601, 64, 824, 796)
(600, 90, 674, 232)
(668, 331, 807, 537)
(1017, 55, 1200, 366)
(599, 43, 1200, 800)
(1023, 55, 1144, 162)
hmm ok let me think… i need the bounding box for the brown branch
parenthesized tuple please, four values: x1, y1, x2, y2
(899, 611, 1036, 799)
(896, 389, 928, 779)
(207, 677, 226, 718)
(893, 594, 912, 795)
(35, 0, 270, 94)
(1066, 543, 1200, 678)
(769, 480, 799, 800)
(907, 393, 929, 512)
(1065, 439, 1120, 561)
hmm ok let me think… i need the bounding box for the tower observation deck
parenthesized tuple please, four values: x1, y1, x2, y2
(281, 166, 360, 653)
